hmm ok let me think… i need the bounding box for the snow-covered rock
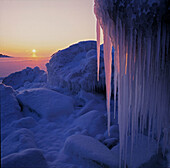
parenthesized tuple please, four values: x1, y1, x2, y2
(17, 88, 74, 121)
(63, 134, 119, 168)
(73, 110, 106, 136)
(1, 128, 36, 157)
(11, 117, 37, 129)
(111, 134, 158, 168)
(47, 41, 114, 93)
(2, 66, 47, 90)
(103, 138, 118, 149)
(77, 99, 106, 116)
(104, 124, 119, 139)
(0, 84, 21, 127)
(1, 148, 48, 168)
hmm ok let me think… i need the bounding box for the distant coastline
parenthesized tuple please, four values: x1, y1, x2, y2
(0, 54, 13, 58)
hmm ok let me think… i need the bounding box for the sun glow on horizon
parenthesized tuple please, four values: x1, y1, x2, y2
(32, 49, 36, 53)
(32, 49, 37, 57)
(0, 0, 98, 58)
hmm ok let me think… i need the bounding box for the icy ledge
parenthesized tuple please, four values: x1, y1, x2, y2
(94, 0, 170, 166)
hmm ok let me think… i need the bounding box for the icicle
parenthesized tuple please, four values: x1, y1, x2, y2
(103, 23, 112, 136)
(97, 19, 101, 81)
(94, 0, 170, 167)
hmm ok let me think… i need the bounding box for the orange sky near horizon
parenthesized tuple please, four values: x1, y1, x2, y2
(0, 0, 102, 58)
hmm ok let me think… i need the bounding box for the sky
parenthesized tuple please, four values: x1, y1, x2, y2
(0, 0, 102, 57)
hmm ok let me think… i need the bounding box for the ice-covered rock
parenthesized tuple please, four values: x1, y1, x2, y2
(2, 66, 47, 90)
(17, 88, 74, 121)
(1, 148, 48, 168)
(1, 128, 36, 157)
(73, 110, 106, 136)
(63, 134, 119, 168)
(0, 84, 21, 127)
(46, 41, 114, 93)
(111, 134, 158, 168)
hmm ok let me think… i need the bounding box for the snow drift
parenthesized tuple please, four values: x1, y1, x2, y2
(17, 88, 74, 121)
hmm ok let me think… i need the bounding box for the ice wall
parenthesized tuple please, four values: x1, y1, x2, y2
(94, 0, 170, 166)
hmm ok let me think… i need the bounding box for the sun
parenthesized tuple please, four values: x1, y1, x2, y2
(32, 49, 36, 53)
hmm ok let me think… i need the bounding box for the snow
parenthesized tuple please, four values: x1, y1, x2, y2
(1, 148, 48, 168)
(76, 91, 106, 116)
(46, 41, 114, 93)
(17, 88, 74, 121)
(1, 39, 168, 168)
(73, 110, 106, 136)
(2, 128, 36, 157)
(2, 66, 47, 90)
(63, 134, 119, 168)
(11, 117, 37, 129)
(0, 84, 21, 127)
(104, 124, 119, 139)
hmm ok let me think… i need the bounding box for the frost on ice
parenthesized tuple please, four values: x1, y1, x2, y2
(94, 0, 170, 166)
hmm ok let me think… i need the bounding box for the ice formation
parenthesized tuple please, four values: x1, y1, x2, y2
(47, 41, 114, 93)
(97, 19, 101, 81)
(2, 67, 47, 90)
(94, 0, 170, 166)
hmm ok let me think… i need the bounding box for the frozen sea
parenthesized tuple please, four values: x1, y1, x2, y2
(0, 56, 49, 77)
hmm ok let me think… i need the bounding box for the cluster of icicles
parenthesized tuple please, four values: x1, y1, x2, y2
(94, 0, 169, 167)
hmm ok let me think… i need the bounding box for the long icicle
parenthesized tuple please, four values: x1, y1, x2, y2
(103, 23, 112, 136)
(97, 19, 101, 81)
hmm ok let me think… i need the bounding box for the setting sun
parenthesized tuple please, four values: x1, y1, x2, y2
(32, 49, 36, 53)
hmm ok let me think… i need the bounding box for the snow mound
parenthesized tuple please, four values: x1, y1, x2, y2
(1, 128, 36, 157)
(17, 88, 74, 121)
(0, 84, 21, 127)
(11, 117, 37, 129)
(104, 125, 119, 139)
(111, 134, 158, 168)
(46, 40, 114, 93)
(1, 148, 48, 168)
(2, 66, 47, 90)
(73, 110, 106, 136)
(63, 134, 119, 168)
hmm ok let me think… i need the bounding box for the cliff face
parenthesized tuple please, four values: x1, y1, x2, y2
(94, 0, 170, 166)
